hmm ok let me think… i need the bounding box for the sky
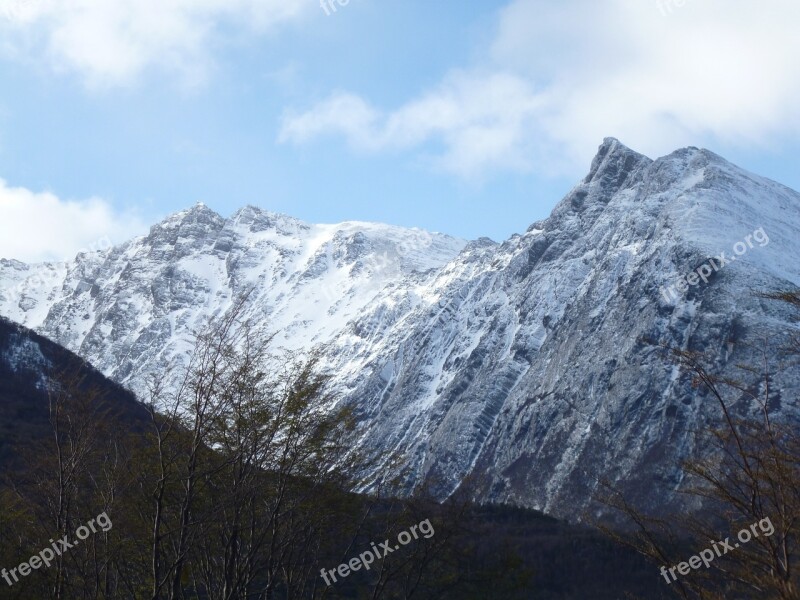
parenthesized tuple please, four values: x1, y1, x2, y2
(0, 0, 799, 262)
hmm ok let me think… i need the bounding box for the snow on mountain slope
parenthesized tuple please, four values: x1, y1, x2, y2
(0, 205, 466, 399)
(1, 139, 799, 520)
(314, 139, 800, 518)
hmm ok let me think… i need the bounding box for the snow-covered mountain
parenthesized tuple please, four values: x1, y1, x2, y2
(0, 207, 466, 398)
(2, 138, 799, 519)
(327, 139, 800, 519)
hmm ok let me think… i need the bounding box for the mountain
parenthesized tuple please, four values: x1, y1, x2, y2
(331, 139, 800, 518)
(0, 315, 149, 467)
(2, 139, 799, 519)
(0, 207, 467, 399)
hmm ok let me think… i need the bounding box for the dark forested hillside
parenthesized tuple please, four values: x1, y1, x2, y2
(0, 315, 149, 466)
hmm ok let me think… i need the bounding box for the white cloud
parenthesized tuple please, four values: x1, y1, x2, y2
(0, 179, 147, 262)
(279, 72, 546, 179)
(279, 0, 800, 178)
(280, 92, 383, 150)
(0, 0, 313, 87)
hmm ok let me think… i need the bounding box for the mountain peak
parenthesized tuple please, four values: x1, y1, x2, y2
(151, 203, 224, 233)
(583, 138, 652, 188)
(180, 202, 220, 220)
(230, 205, 310, 235)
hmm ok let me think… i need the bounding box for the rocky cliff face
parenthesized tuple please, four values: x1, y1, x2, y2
(325, 139, 800, 518)
(2, 139, 799, 518)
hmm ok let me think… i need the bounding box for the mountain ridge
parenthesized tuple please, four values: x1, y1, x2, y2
(2, 138, 799, 519)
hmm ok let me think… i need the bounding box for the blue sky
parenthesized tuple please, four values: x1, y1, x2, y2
(0, 0, 799, 261)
